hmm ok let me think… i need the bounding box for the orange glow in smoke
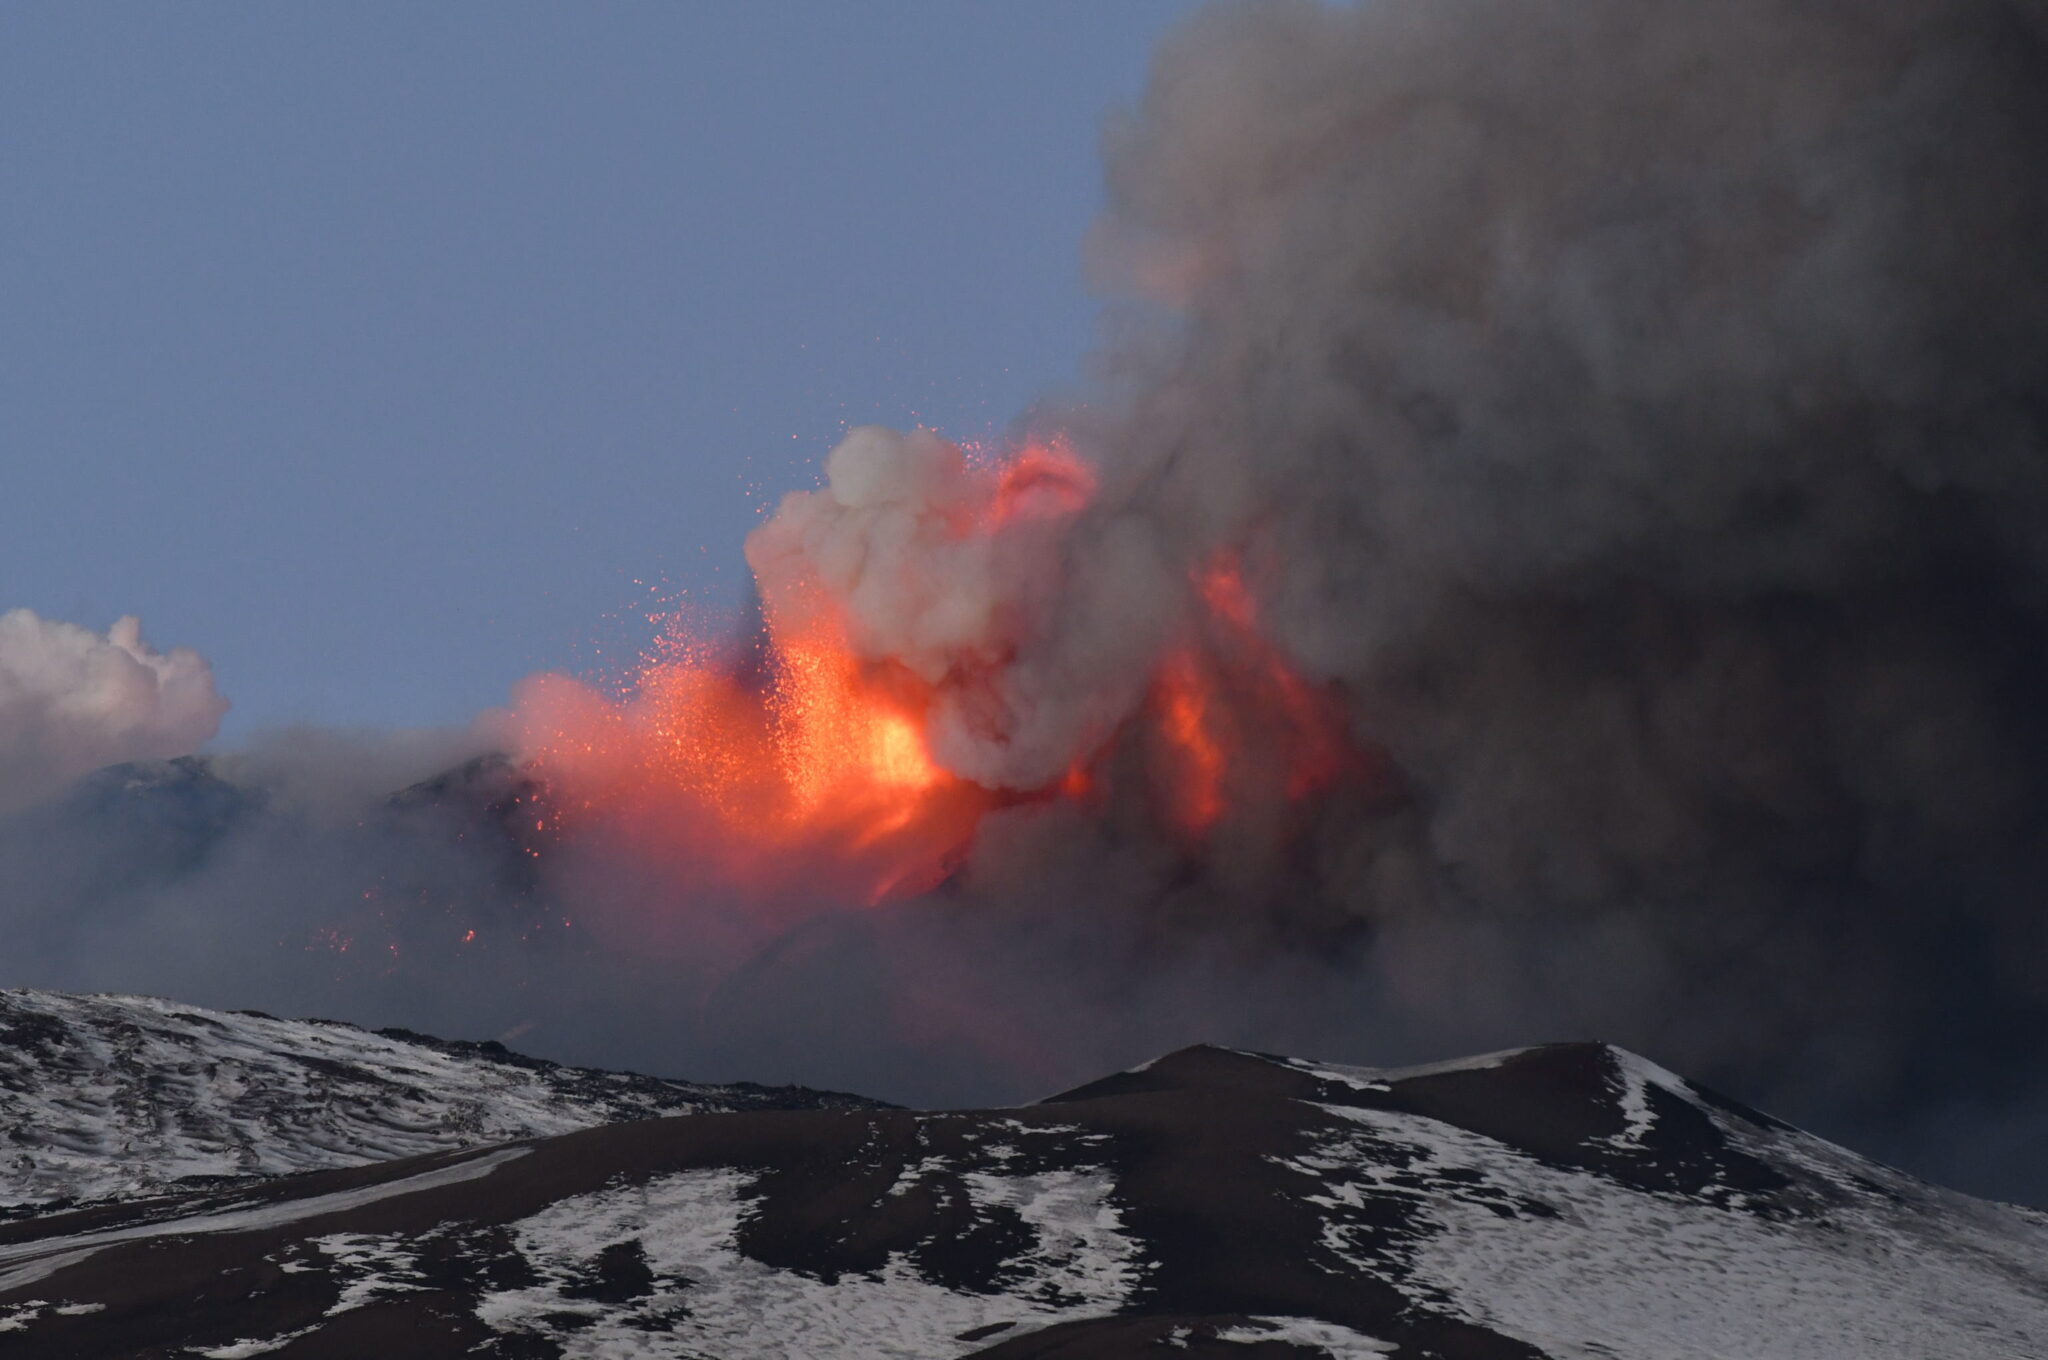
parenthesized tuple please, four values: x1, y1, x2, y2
(768, 625, 946, 810)
(510, 438, 1370, 907)
(983, 438, 1096, 527)
(515, 601, 986, 909)
(1194, 553, 1258, 632)
(1206, 552, 1354, 800)
(1142, 549, 1362, 841)
(1154, 649, 1228, 836)
(509, 443, 1100, 908)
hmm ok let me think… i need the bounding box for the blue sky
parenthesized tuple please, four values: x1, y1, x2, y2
(1, 3, 1197, 736)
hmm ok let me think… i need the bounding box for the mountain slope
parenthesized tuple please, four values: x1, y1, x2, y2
(0, 989, 877, 1215)
(2, 1041, 2044, 1358)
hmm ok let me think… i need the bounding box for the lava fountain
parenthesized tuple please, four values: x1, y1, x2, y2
(504, 426, 1370, 915)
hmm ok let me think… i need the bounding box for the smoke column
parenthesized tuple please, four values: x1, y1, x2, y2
(685, 0, 2048, 1194)
(967, 0, 2048, 1187)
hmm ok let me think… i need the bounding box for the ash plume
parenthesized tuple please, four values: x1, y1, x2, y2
(712, 0, 2048, 1194)
(966, 0, 2048, 1190)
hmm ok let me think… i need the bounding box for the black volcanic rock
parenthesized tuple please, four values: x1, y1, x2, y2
(1, 1040, 2043, 1357)
(383, 752, 557, 895)
(0, 756, 260, 894)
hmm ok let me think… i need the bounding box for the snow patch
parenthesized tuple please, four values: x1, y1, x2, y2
(1605, 1047, 1673, 1150)
(1213, 1316, 1395, 1355)
(315, 1232, 430, 1315)
(0, 1301, 45, 1332)
(1292, 1102, 2048, 1360)
(190, 1325, 320, 1357)
(477, 1163, 1144, 1358)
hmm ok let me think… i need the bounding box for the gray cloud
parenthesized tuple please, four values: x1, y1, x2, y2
(991, 0, 2048, 1196)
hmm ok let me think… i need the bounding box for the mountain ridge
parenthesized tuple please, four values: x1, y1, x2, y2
(2, 1019, 2043, 1358)
(0, 988, 880, 1218)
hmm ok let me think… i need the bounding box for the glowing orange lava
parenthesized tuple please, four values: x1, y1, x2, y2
(983, 438, 1096, 527)
(512, 601, 987, 909)
(1154, 649, 1228, 837)
(508, 442, 1096, 908)
(508, 435, 1370, 909)
(1139, 548, 1363, 843)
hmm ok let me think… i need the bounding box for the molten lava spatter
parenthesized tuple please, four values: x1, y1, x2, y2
(507, 434, 1092, 908)
(982, 438, 1096, 527)
(508, 429, 1372, 911)
(513, 607, 987, 909)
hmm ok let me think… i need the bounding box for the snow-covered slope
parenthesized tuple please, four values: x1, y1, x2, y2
(0, 989, 876, 1214)
(2, 1040, 2045, 1358)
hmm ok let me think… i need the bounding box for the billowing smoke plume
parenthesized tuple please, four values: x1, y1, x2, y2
(711, 0, 2048, 1191)
(0, 610, 227, 814)
(969, 0, 2048, 1185)
(3, 0, 2047, 1206)
(743, 426, 1121, 790)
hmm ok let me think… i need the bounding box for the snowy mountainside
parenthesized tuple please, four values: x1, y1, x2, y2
(3, 1040, 2046, 1358)
(0, 988, 877, 1214)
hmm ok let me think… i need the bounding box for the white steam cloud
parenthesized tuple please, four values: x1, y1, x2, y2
(0, 610, 228, 814)
(743, 425, 1154, 789)
(744, 427, 1012, 686)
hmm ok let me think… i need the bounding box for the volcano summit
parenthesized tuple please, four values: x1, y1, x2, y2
(5, 0, 2048, 1344)
(0, 1015, 2043, 1358)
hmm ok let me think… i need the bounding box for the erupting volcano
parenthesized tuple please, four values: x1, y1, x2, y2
(507, 427, 1368, 909)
